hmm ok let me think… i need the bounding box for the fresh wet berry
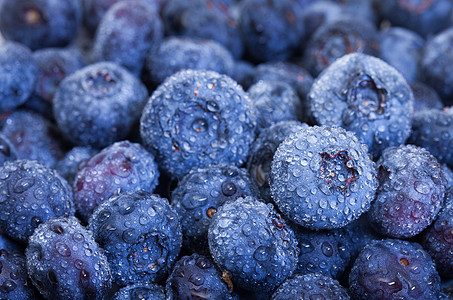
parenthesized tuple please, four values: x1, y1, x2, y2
(162, 0, 243, 59)
(140, 69, 256, 179)
(208, 196, 299, 293)
(270, 125, 377, 230)
(421, 188, 453, 278)
(238, 0, 304, 62)
(271, 273, 350, 300)
(301, 0, 342, 39)
(56, 146, 97, 186)
(166, 253, 235, 300)
(73, 140, 159, 222)
(0, 110, 66, 168)
(369, 144, 446, 238)
(112, 282, 165, 300)
(248, 80, 301, 133)
(93, 0, 164, 76)
(308, 53, 414, 158)
(409, 108, 453, 168)
(88, 191, 182, 286)
(349, 239, 441, 299)
(247, 120, 308, 203)
(0, 249, 37, 299)
(171, 163, 258, 254)
(410, 82, 444, 112)
(0, 160, 75, 244)
(302, 17, 379, 77)
(53, 61, 148, 148)
(26, 216, 112, 300)
(443, 164, 453, 189)
(0, 0, 82, 50)
(0, 42, 38, 114)
(147, 36, 234, 86)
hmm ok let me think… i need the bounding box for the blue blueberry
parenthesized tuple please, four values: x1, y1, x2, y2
(409, 108, 453, 168)
(302, 17, 379, 77)
(349, 239, 441, 299)
(421, 188, 453, 278)
(0, 42, 38, 114)
(0, 249, 37, 299)
(270, 125, 377, 230)
(171, 163, 258, 254)
(53, 62, 148, 148)
(147, 36, 234, 86)
(248, 80, 301, 133)
(140, 69, 256, 179)
(162, 0, 243, 59)
(112, 282, 165, 300)
(443, 164, 453, 189)
(272, 273, 350, 300)
(55, 146, 97, 186)
(1, 110, 66, 168)
(238, 0, 304, 62)
(0, 160, 75, 244)
(293, 224, 351, 280)
(93, 0, 164, 76)
(308, 53, 414, 158)
(73, 140, 159, 222)
(26, 216, 112, 300)
(420, 28, 453, 103)
(166, 253, 235, 300)
(0, 133, 17, 167)
(208, 196, 299, 293)
(378, 27, 424, 83)
(0, 0, 82, 50)
(88, 191, 182, 286)
(247, 120, 309, 203)
(369, 144, 446, 238)
(231, 60, 255, 89)
(0, 234, 23, 254)
(410, 82, 444, 113)
(301, 0, 342, 39)
(376, 0, 453, 38)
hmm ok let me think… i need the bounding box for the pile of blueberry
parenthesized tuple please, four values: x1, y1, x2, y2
(0, 0, 453, 299)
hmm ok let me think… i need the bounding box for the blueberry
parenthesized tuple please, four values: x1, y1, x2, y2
(53, 62, 148, 148)
(369, 144, 446, 238)
(140, 69, 256, 179)
(171, 163, 258, 254)
(420, 28, 453, 103)
(27, 47, 86, 119)
(443, 164, 453, 189)
(26, 216, 112, 300)
(0, 42, 38, 114)
(147, 36, 234, 86)
(376, 0, 453, 38)
(93, 0, 164, 76)
(409, 108, 453, 168)
(270, 125, 377, 230)
(55, 146, 97, 186)
(247, 120, 309, 203)
(410, 82, 444, 112)
(293, 224, 351, 280)
(0, 249, 37, 299)
(271, 273, 350, 300)
(238, 0, 304, 62)
(302, 17, 379, 77)
(162, 0, 243, 59)
(208, 196, 299, 293)
(166, 253, 235, 300)
(308, 53, 414, 158)
(88, 191, 182, 286)
(349, 239, 441, 299)
(0, 160, 75, 244)
(378, 27, 424, 83)
(0, 233, 23, 254)
(0, 133, 17, 167)
(1, 110, 66, 168)
(112, 282, 165, 300)
(301, 0, 342, 39)
(421, 188, 453, 278)
(0, 0, 82, 50)
(248, 80, 301, 133)
(73, 140, 159, 222)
